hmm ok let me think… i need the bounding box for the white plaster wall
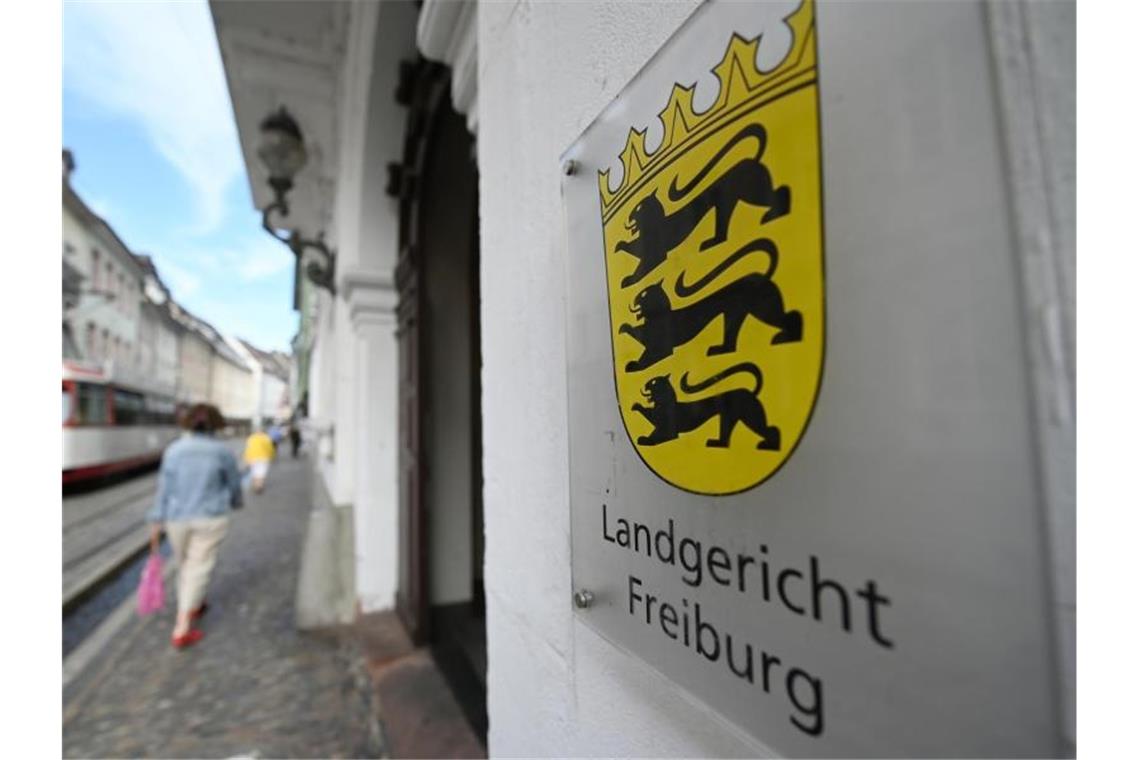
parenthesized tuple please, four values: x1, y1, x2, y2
(137, 308, 157, 380)
(308, 300, 327, 424)
(349, 311, 399, 611)
(351, 321, 386, 607)
(155, 320, 179, 395)
(356, 0, 418, 273)
(93, 227, 143, 347)
(208, 358, 229, 416)
(136, 308, 178, 396)
(331, 1, 375, 279)
(178, 331, 213, 403)
(260, 373, 287, 420)
(210, 355, 255, 422)
(311, 290, 340, 494)
(331, 298, 357, 505)
(247, 361, 265, 423)
(986, 0, 1075, 746)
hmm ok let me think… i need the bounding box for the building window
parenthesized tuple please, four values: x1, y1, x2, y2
(85, 322, 96, 358)
(91, 250, 101, 290)
(101, 329, 109, 360)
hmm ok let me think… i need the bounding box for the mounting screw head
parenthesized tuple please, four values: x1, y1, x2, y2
(573, 589, 595, 609)
(562, 159, 579, 177)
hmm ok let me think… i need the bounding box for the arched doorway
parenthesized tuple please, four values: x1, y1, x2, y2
(391, 57, 486, 740)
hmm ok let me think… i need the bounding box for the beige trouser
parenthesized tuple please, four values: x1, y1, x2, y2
(165, 516, 230, 615)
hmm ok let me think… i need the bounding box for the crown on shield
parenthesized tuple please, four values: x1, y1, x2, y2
(597, 0, 817, 218)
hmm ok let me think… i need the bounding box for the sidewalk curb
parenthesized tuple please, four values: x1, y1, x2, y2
(63, 534, 150, 613)
(63, 561, 177, 691)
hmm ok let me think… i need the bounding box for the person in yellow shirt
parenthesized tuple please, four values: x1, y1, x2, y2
(243, 428, 276, 493)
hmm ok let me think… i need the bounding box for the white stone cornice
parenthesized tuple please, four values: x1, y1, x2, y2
(340, 267, 397, 328)
(416, 0, 479, 134)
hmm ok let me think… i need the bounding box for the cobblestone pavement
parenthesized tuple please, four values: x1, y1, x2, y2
(63, 453, 382, 759)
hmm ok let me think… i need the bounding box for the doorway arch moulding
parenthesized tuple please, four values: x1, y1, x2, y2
(417, 0, 479, 135)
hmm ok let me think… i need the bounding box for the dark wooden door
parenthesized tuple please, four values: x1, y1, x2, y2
(392, 59, 448, 643)
(395, 249, 427, 640)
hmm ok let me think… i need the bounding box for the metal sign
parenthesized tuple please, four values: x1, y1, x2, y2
(562, 1, 1060, 756)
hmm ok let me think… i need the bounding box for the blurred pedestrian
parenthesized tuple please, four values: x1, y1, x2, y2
(147, 403, 242, 649)
(268, 423, 284, 446)
(289, 422, 302, 458)
(244, 427, 276, 493)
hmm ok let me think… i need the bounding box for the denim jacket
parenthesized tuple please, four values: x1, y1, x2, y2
(147, 434, 243, 524)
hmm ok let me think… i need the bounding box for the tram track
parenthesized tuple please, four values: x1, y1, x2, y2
(63, 473, 156, 615)
(64, 516, 146, 573)
(63, 534, 150, 614)
(64, 481, 153, 568)
(63, 480, 155, 533)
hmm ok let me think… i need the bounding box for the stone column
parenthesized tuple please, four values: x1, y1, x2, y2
(344, 269, 400, 613)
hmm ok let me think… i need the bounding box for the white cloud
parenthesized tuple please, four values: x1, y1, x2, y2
(155, 260, 202, 298)
(63, 0, 243, 234)
(159, 234, 293, 286)
(83, 194, 114, 221)
(234, 237, 294, 281)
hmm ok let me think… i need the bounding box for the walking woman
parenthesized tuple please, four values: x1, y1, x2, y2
(146, 403, 242, 649)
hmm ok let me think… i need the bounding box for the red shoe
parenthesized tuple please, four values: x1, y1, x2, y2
(190, 601, 209, 621)
(171, 629, 204, 649)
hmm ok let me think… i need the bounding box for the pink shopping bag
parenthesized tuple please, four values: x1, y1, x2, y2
(136, 553, 165, 616)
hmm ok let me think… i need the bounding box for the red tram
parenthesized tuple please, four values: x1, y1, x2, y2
(62, 362, 182, 485)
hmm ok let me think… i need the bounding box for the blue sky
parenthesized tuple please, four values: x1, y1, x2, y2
(63, 0, 297, 353)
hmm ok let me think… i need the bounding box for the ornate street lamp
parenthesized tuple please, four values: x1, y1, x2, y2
(257, 107, 336, 295)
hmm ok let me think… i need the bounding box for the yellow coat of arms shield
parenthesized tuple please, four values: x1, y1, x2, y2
(598, 1, 824, 495)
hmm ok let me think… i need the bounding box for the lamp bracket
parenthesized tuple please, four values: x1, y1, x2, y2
(290, 232, 337, 296)
(261, 192, 336, 296)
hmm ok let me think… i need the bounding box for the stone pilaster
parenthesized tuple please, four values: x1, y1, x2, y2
(342, 268, 401, 612)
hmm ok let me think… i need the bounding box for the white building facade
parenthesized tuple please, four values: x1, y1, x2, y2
(207, 331, 257, 425)
(232, 338, 291, 426)
(211, 1, 1075, 756)
(134, 256, 181, 399)
(170, 306, 215, 406)
(63, 160, 148, 383)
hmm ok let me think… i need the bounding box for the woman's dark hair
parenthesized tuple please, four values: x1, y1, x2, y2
(183, 403, 225, 433)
